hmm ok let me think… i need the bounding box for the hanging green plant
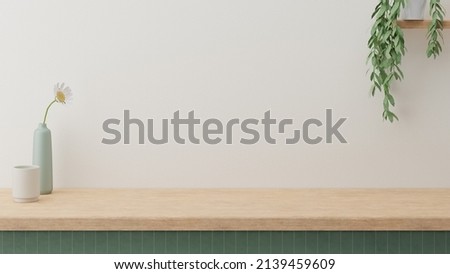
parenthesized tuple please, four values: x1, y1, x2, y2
(427, 0, 445, 58)
(368, 0, 406, 122)
(368, 0, 446, 122)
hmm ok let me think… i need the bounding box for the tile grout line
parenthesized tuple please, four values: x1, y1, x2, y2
(176, 231, 179, 254)
(314, 232, 317, 254)
(351, 231, 354, 254)
(328, 232, 330, 254)
(188, 232, 191, 254)
(257, 231, 260, 254)
(384, 232, 389, 254)
(363, 231, 366, 254)
(421, 231, 423, 254)
(410, 231, 412, 254)
(223, 231, 225, 254)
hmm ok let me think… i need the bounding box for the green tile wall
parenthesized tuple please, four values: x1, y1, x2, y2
(0, 231, 448, 254)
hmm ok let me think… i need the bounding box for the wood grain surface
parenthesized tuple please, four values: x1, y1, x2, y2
(1, 188, 450, 231)
(397, 20, 450, 29)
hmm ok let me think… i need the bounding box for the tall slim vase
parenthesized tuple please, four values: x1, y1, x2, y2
(33, 123, 53, 194)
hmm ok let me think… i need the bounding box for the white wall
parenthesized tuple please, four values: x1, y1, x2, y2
(1, 0, 450, 188)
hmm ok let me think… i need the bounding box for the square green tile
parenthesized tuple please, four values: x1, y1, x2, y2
(199, 231, 213, 254)
(387, 232, 400, 254)
(14, 232, 26, 254)
(447, 232, 450, 253)
(247, 232, 259, 254)
(434, 232, 446, 254)
(188, 232, 201, 254)
(25, 231, 38, 254)
(84, 232, 96, 254)
(318, 232, 331, 254)
(294, 232, 306, 254)
(329, 232, 341, 254)
(341, 232, 353, 254)
(131, 232, 143, 254)
(224, 232, 237, 254)
(352, 232, 364, 254)
(37, 232, 49, 254)
(235, 232, 248, 254)
(48, 231, 61, 254)
(271, 232, 283, 254)
(258, 232, 271, 253)
(119, 231, 131, 254)
(95, 231, 108, 254)
(375, 232, 388, 254)
(399, 232, 411, 254)
(211, 231, 224, 254)
(2, 232, 14, 253)
(165, 232, 178, 254)
(305, 232, 318, 254)
(176, 232, 190, 254)
(282, 232, 295, 254)
(60, 232, 73, 254)
(106, 232, 120, 254)
(363, 232, 376, 254)
(422, 232, 435, 254)
(142, 231, 155, 254)
(72, 232, 85, 254)
(411, 232, 423, 254)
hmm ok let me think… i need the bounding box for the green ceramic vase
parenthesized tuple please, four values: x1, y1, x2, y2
(32, 123, 53, 194)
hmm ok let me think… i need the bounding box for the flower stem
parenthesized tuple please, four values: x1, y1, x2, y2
(43, 99, 57, 124)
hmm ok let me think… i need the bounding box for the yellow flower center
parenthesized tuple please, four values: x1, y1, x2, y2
(56, 91, 66, 103)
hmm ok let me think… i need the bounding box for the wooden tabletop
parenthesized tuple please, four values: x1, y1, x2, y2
(1, 188, 450, 231)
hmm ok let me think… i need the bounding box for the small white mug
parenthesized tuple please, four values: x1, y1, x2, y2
(12, 165, 40, 203)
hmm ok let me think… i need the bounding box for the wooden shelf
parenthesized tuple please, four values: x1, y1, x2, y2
(1, 188, 450, 231)
(397, 20, 450, 29)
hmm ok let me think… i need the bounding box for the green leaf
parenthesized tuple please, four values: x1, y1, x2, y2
(391, 112, 399, 121)
(391, 2, 400, 18)
(387, 93, 395, 106)
(388, 114, 394, 123)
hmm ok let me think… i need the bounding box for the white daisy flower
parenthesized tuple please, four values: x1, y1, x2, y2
(54, 82, 73, 104)
(42, 82, 73, 124)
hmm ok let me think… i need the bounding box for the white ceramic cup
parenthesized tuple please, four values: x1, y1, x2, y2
(12, 165, 40, 203)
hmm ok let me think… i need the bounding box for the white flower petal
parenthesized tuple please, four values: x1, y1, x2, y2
(53, 82, 73, 104)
